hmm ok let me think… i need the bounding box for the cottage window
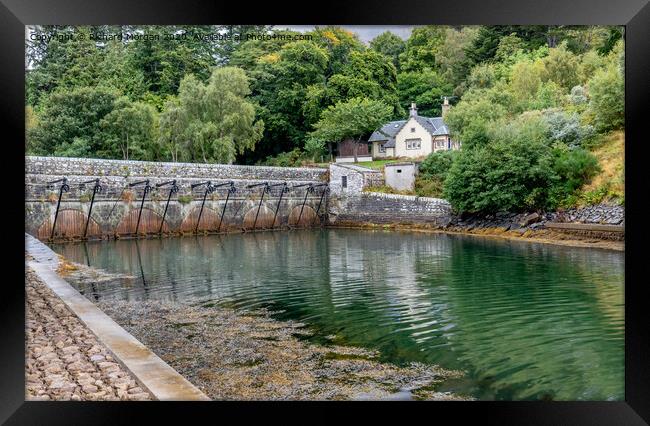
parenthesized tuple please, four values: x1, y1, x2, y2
(378, 144, 386, 153)
(342, 176, 347, 188)
(406, 138, 421, 150)
(410, 127, 416, 133)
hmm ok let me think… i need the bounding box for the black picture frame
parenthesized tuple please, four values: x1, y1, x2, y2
(2, 0, 648, 423)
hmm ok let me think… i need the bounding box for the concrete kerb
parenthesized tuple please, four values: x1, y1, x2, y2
(25, 233, 210, 401)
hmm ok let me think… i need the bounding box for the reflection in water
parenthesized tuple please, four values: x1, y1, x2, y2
(51, 229, 624, 401)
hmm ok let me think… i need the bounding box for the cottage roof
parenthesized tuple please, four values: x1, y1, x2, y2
(369, 114, 451, 146)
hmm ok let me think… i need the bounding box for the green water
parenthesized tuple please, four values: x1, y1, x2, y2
(51, 229, 624, 401)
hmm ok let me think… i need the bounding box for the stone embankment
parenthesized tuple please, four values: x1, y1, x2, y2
(25, 268, 152, 401)
(446, 204, 625, 234)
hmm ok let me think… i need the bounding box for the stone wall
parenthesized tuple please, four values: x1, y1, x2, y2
(329, 192, 452, 226)
(328, 163, 383, 195)
(25, 156, 329, 240)
(26, 156, 327, 182)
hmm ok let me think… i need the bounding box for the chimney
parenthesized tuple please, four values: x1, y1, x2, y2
(409, 102, 418, 117)
(442, 97, 450, 118)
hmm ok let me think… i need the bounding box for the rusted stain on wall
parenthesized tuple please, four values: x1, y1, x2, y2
(115, 208, 169, 236)
(180, 207, 221, 233)
(242, 206, 275, 230)
(37, 210, 101, 240)
(288, 206, 318, 227)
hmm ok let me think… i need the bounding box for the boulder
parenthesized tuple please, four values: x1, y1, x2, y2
(520, 212, 540, 227)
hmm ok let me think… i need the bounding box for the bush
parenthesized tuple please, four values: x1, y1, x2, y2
(550, 146, 601, 204)
(443, 138, 557, 213)
(543, 109, 595, 148)
(419, 150, 458, 180)
(261, 149, 305, 167)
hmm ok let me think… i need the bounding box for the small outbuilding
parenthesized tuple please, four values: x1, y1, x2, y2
(384, 162, 417, 192)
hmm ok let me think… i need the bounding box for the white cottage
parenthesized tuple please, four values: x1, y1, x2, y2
(368, 98, 460, 159)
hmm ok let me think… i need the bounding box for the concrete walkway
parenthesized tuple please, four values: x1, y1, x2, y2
(25, 233, 209, 401)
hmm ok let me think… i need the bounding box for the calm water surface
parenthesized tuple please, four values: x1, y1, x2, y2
(51, 229, 624, 401)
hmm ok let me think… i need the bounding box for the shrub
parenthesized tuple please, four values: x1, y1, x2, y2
(543, 109, 595, 148)
(443, 138, 557, 213)
(261, 149, 306, 167)
(419, 150, 458, 180)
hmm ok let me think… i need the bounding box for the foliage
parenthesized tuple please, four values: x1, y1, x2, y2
(369, 31, 406, 69)
(397, 69, 452, 118)
(587, 61, 624, 132)
(28, 86, 120, 157)
(100, 98, 157, 160)
(308, 98, 392, 162)
(159, 67, 264, 163)
(260, 148, 305, 167)
(398, 26, 446, 72)
(419, 150, 458, 181)
(542, 109, 595, 148)
(443, 137, 557, 213)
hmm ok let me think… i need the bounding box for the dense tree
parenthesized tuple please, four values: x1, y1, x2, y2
(369, 31, 406, 69)
(100, 98, 157, 160)
(248, 41, 329, 161)
(159, 67, 264, 164)
(397, 69, 452, 117)
(398, 26, 446, 72)
(28, 86, 119, 157)
(311, 50, 402, 118)
(307, 98, 392, 162)
(444, 116, 557, 213)
(309, 26, 365, 76)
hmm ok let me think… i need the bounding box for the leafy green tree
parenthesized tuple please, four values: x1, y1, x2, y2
(542, 109, 595, 148)
(309, 26, 364, 76)
(161, 67, 264, 164)
(28, 86, 119, 157)
(369, 31, 406, 69)
(213, 25, 274, 65)
(419, 150, 458, 181)
(399, 26, 446, 72)
(587, 62, 624, 132)
(127, 26, 217, 99)
(444, 95, 507, 148)
(158, 98, 188, 162)
(26, 26, 104, 106)
(551, 146, 600, 196)
(541, 43, 581, 90)
(100, 98, 157, 160)
(308, 98, 392, 162)
(397, 69, 452, 117)
(246, 41, 329, 161)
(316, 50, 402, 117)
(435, 27, 479, 88)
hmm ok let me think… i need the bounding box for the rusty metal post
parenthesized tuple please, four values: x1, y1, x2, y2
(156, 180, 178, 234)
(129, 180, 152, 236)
(216, 182, 236, 232)
(270, 182, 288, 229)
(48, 177, 69, 240)
(80, 178, 102, 239)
